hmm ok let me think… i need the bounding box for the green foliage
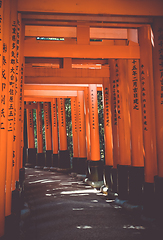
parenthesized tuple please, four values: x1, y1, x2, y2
(65, 98, 73, 158)
(97, 91, 105, 161)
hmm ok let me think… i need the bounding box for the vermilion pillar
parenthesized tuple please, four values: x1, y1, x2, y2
(16, 16, 25, 192)
(103, 77, 113, 189)
(109, 59, 120, 192)
(5, 0, 17, 218)
(139, 26, 157, 215)
(51, 98, 59, 167)
(58, 98, 70, 168)
(84, 88, 91, 160)
(71, 97, 79, 172)
(43, 102, 52, 168)
(87, 84, 103, 182)
(128, 59, 144, 204)
(36, 102, 45, 167)
(77, 91, 87, 174)
(116, 59, 131, 200)
(26, 102, 36, 167)
(0, 0, 8, 237)
(152, 18, 163, 218)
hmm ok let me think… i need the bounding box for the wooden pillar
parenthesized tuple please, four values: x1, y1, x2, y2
(128, 59, 144, 204)
(152, 17, 163, 219)
(5, 0, 18, 219)
(58, 98, 70, 168)
(43, 102, 52, 168)
(84, 88, 91, 160)
(139, 25, 157, 215)
(71, 96, 79, 172)
(16, 15, 25, 190)
(109, 59, 120, 192)
(0, 0, 7, 237)
(87, 84, 103, 182)
(36, 102, 45, 167)
(26, 102, 36, 167)
(77, 91, 87, 174)
(116, 59, 131, 200)
(51, 98, 59, 167)
(103, 77, 113, 189)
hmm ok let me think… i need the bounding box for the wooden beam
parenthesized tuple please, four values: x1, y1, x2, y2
(24, 39, 140, 59)
(24, 84, 103, 91)
(21, 13, 153, 25)
(24, 89, 78, 98)
(25, 76, 104, 84)
(25, 67, 109, 77)
(24, 103, 37, 109)
(22, 19, 151, 29)
(25, 25, 76, 37)
(18, 0, 163, 16)
(24, 97, 52, 102)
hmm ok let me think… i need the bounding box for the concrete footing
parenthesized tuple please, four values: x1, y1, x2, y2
(143, 182, 155, 217)
(103, 165, 112, 189)
(111, 168, 118, 193)
(154, 176, 163, 221)
(58, 150, 70, 169)
(45, 150, 53, 167)
(87, 160, 104, 182)
(52, 153, 58, 167)
(36, 152, 45, 167)
(128, 166, 144, 204)
(77, 157, 87, 175)
(117, 165, 129, 200)
(25, 148, 37, 167)
(72, 157, 78, 172)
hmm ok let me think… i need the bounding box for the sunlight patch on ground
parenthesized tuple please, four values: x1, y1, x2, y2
(77, 226, 92, 229)
(60, 189, 99, 195)
(45, 194, 52, 196)
(106, 200, 115, 203)
(123, 225, 145, 230)
(72, 208, 84, 211)
(29, 179, 61, 184)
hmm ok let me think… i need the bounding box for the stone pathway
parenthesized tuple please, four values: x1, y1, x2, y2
(20, 168, 162, 240)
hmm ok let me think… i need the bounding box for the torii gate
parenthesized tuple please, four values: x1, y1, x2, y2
(0, 0, 163, 238)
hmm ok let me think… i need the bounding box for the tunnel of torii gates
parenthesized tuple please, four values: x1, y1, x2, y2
(1, 0, 163, 237)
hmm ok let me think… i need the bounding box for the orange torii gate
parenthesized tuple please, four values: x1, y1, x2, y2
(1, 0, 163, 238)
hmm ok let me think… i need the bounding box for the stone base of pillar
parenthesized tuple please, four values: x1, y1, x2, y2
(104, 165, 113, 189)
(52, 153, 59, 167)
(12, 189, 21, 217)
(154, 176, 163, 221)
(26, 148, 37, 167)
(143, 182, 155, 217)
(36, 153, 45, 167)
(87, 160, 104, 182)
(77, 157, 87, 175)
(72, 157, 78, 172)
(45, 150, 53, 167)
(19, 167, 25, 191)
(117, 165, 129, 200)
(128, 166, 144, 204)
(58, 150, 70, 169)
(5, 214, 19, 240)
(111, 168, 118, 193)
